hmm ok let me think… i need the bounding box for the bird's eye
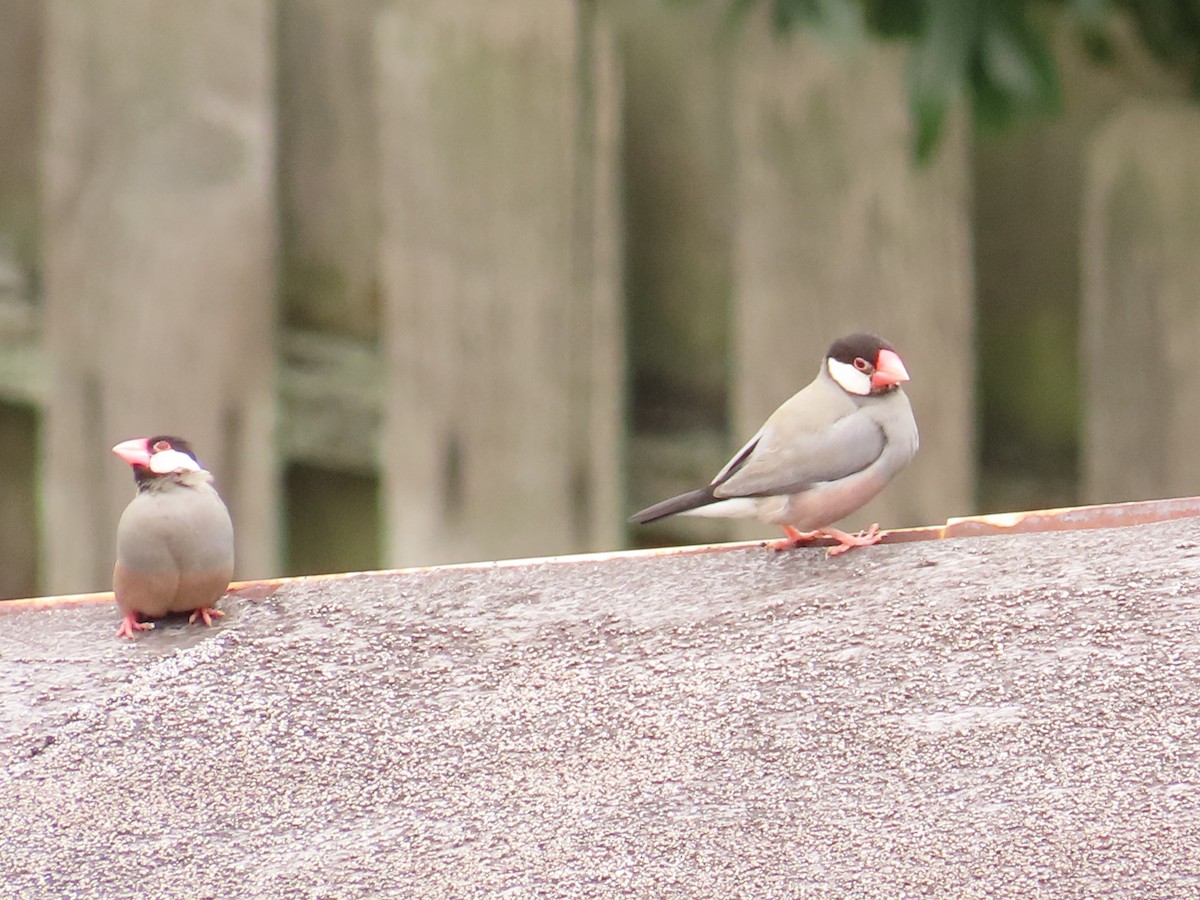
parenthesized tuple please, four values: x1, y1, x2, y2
(152, 440, 171, 453)
(853, 357, 870, 371)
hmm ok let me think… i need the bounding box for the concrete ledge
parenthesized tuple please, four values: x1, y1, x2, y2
(3, 500, 1200, 896)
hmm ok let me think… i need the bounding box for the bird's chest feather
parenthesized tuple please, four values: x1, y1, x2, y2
(116, 486, 233, 574)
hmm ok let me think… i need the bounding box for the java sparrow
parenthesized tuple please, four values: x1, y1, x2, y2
(630, 333, 919, 555)
(110, 436, 235, 638)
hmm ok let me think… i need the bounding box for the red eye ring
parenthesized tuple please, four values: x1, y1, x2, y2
(152, 440, 171, 452)
(853, 357, 870, 372)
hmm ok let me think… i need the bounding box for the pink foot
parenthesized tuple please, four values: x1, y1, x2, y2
(188, 607, 226, 627)
(768, 525, 824, 552)
(823, 523, 884, 557)
(115, 612, 154, 639)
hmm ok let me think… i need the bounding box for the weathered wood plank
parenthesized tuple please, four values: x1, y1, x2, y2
(276, 329, 382, 472)
(730, 27, 976, 537)
(0, 303, 717, 550)
(284, 462, 381, 577)
(1081, 104, 1200, 504)
(275, 0, 384, 574)
(0, 310, 383, 472)
(41, 0, 279, 592)
(0, 246, 39, 598)
(973, 13, 1188, 514)
(0, 0, 40, 275)
(615, 1, 738, 546)
(0, 295, 45, 408)
(616, 0, 735, 411)
(375, 0, 623, 566)
(571, 1, 626, 550)
(0, 403, 38, 599)
(0, 0, 41, 606)
(277, 0, 380, 340)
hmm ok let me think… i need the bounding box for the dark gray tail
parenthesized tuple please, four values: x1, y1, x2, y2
(629, 486, 718, 524)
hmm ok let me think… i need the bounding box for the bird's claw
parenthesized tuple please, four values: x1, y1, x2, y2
(769, 524, 886, 555)
(824, 523, 884, 556)
(188, 607, 226, 627)
(115, 613, 155, 639)
(768, 525, 823, 551)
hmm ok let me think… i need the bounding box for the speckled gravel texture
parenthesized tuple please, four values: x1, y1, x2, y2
(4, 520, 1200, 898)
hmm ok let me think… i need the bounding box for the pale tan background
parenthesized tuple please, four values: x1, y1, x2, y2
(0, 1, 1195, 597)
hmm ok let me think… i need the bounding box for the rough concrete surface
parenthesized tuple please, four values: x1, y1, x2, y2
(3, 520, 1200, 898)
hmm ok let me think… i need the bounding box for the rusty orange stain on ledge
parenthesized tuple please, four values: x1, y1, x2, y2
(880, 494, 1200, 543)
(4, 495, 1199, 612)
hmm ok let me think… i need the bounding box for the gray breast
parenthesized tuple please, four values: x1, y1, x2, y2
(117, 483, 234, 575)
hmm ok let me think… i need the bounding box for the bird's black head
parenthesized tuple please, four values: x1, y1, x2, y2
(826, 333, 895, 367)
(825, 333, 910, 397)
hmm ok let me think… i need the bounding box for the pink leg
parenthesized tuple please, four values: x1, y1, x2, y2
(768, 525, 824, 552)
(188, 607, 226, 627)
(115, 611, 155, 639)
(823, 523, 884, 557)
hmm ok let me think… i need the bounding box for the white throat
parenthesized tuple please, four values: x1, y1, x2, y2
(827, 357, 871, 396)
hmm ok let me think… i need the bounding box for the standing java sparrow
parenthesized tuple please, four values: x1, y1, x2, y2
(110, 436, 235, 639)
(630, 333, 919, 555)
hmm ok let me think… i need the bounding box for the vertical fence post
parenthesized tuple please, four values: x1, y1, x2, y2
(278, 0, 379, 340)
(0, 0, 40, 598)
(1082, 105, 1200, 504)
(375, 1, 623, 567)
(731, 28, 976, 534)
(41, 0, 279, 592)
(277, 0, 384, 575)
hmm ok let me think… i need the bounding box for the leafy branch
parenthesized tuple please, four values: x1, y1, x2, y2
(687, 0, 1200, 159)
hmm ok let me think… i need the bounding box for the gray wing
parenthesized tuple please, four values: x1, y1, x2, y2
(712, 408, 886, 499)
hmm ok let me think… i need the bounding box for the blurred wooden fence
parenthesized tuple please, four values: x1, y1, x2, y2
(0, 1, 1194, 599)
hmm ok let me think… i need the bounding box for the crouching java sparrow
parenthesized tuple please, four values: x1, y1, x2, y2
(111, 436, 234, 638)
(631, 333, 919, 555)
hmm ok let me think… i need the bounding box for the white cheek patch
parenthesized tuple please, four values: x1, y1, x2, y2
(827, 357, 871, 396)
(149, 448, 202, 475)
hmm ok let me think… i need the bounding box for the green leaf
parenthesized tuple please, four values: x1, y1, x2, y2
(863, 0, 924, 39)
(974, 4, 1061, 128)
(771, 0, 820, 30)
(981, 18, 1043, 99)
(906, 0, 978, 160)
(710, 0, 1200, 158)
(770, 0, 864, 43)
(1065, 0, 1118, 66)
(1066, 0, 1114, 28)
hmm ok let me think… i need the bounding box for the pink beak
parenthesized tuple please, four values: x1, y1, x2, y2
(870, 349, 910, 388)
(112, 437, 152, 468)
